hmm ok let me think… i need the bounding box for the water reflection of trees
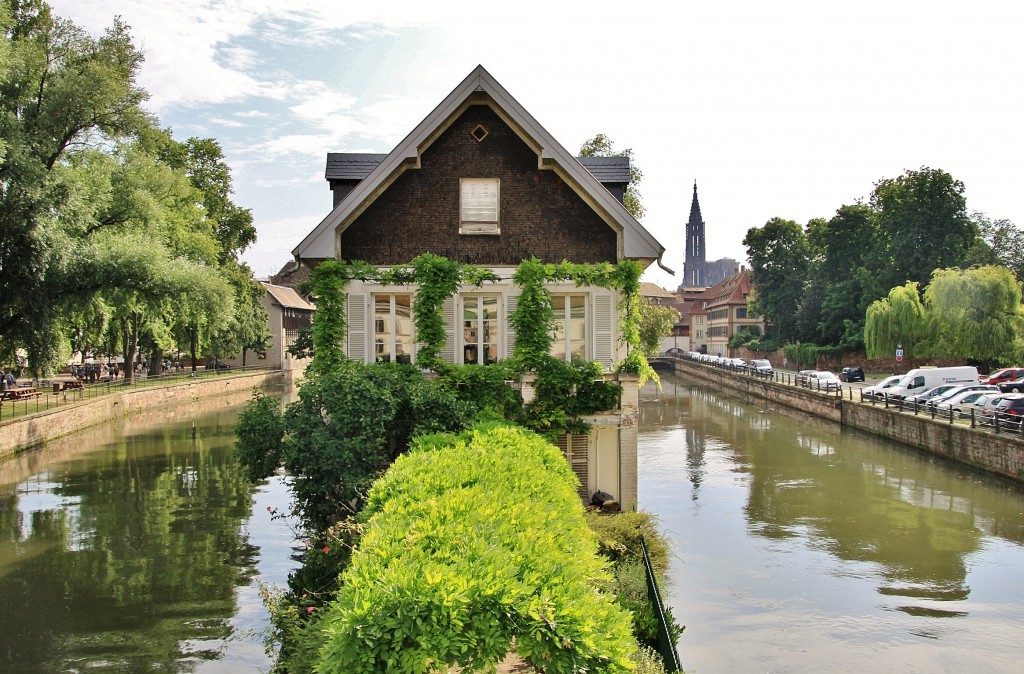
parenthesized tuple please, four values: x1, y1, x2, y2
(642, 374, 1024, 609)
(0, 413, 258, 673)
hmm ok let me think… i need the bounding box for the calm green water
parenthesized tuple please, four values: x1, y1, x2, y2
(640, 374, 1024, 674)
(0, 401, 297, 674)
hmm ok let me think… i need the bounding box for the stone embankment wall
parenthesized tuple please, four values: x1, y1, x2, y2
(0, 371, 284, 460)
(671, 359, 1024, 482)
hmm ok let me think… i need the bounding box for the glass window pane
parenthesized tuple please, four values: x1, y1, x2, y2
(395, 294, 412, 364)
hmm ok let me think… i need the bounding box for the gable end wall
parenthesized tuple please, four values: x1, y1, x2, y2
(338, 105, 618, 266)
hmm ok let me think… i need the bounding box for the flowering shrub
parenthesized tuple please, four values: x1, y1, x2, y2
(316, 424, 637, 673)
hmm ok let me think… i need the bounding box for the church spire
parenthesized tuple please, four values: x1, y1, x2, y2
(689, 180, 703, 225)
(682, 180, 707, 288)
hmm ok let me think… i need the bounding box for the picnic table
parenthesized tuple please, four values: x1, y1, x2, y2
(2, 387, 40, 401)
(63, 380, 84, 390)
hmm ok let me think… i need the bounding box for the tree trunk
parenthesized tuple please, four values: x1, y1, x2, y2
(149, 347, 163, 378)
(190, 327, 198, 373)
(124, 313, 140, 384)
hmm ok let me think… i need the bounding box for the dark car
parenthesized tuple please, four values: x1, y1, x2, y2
(995, 396, 1024, 428)
(998, 377, 1024, 393)
(840, 366, 865, 382)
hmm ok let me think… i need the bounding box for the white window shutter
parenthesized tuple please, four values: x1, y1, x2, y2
(347, 293, 367, 362)
(555, 433, 590, 500)
(593, 292, 614, 370)
(504, 294, 518, 360)
(440, 297, 456, 363)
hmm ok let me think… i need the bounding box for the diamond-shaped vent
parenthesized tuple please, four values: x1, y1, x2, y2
(470, 124, 489, 142)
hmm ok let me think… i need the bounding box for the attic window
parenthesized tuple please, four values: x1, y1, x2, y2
(470, 124, 489, 142)
(460, 178, 499, 234)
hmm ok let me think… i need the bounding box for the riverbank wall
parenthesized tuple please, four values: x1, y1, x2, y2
(0, 371, 285, 460)
(670, 358, 1024, 482)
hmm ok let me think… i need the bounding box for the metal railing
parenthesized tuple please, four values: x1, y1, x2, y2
(0, 365, 275, 422)
(641, 537, 682, 673)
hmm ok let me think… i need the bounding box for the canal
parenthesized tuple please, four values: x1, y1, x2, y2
(0, 397, 297, 673)
(641, 373, 1024, 674)
(2, 376, 1023, 673)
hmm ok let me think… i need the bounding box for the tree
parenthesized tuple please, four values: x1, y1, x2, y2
(637, 299, 680, 356)
(0, 1, 149, 352)
(155, 134, 256, 262)
(213, 262, 270, 366)
(578, 133, 645, 220)
(966, 211, 1024, 281)
(804, 204, 887, 348)
(922, 266, 1024, 369)
(743, 218, 810, 343)
(864, 282, 928, 360)
(871, 167, 976, 290)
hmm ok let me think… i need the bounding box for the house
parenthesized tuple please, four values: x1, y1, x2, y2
(686, 268, 764, 356)
(290, 65, 669, 506)
(221, 282, 314, 374)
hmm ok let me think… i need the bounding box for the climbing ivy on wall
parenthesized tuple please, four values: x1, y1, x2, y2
(305, 254, 653, 383)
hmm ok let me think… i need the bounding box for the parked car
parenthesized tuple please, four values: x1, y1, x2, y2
(796, 370, 816, 386)
(925, 384, 999, 410)
(971, 393, 1023, 425)
(750, 359, 773, 376)
(997, 377, 1024, 393)
(980, 367, 1024, 386)
(994, 396, 1024, 428)
(809, 371, 842, 391)
(902, 384, 961, 406)
(862, 375, 903, 400)
(934, 390, 996, 418)
(840, 366, 865, 382)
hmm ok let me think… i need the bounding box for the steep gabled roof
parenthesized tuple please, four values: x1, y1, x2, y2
(262, 282, 315, 311)
(293, 65, 665, 265)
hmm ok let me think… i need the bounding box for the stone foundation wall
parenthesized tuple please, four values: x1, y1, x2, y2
(670, 358, 1024, 482)
(0, 371, 284, 459)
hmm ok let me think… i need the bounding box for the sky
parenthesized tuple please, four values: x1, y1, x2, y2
(50, 0, 1024, 290)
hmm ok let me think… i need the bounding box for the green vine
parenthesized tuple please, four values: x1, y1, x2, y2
(400, 253, 498, 372)
(305, 260, 374, 374)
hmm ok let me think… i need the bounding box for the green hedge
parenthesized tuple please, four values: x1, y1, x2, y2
(316, 425, 637, 673)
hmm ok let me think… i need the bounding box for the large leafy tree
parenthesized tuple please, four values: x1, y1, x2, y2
(155, 134, 256, 262)
(743, 217, 810, 343)
(922, 266, 1024, 369)
(864, 282, 928, 360)
(966, 211, 1024, 281)
(871, 167, 976, 290)
(0, 0, 149, 357)
(804, 204, 887, 348)
(578, 133, 645, 220)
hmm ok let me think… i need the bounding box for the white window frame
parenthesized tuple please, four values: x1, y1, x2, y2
(551, 293, 588, 362)
(460, 294, 501, 365)
(372, 293, 414, 364)
(460, 177, 500, 234)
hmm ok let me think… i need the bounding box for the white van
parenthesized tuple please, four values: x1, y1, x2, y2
(886, 366, 979, 400)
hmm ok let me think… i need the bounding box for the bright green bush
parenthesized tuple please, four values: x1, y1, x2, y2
(316, 425, 637, 673)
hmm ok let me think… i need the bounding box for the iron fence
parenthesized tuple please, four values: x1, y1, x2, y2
(641, 536, 682, 673)
(0, 365, 275, 422)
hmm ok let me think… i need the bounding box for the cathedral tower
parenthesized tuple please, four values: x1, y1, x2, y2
(682, 181, 706, 289)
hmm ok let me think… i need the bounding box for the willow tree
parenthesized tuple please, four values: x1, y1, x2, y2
(923, 266, 1024, 369)
(864, 282, 928, 360)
